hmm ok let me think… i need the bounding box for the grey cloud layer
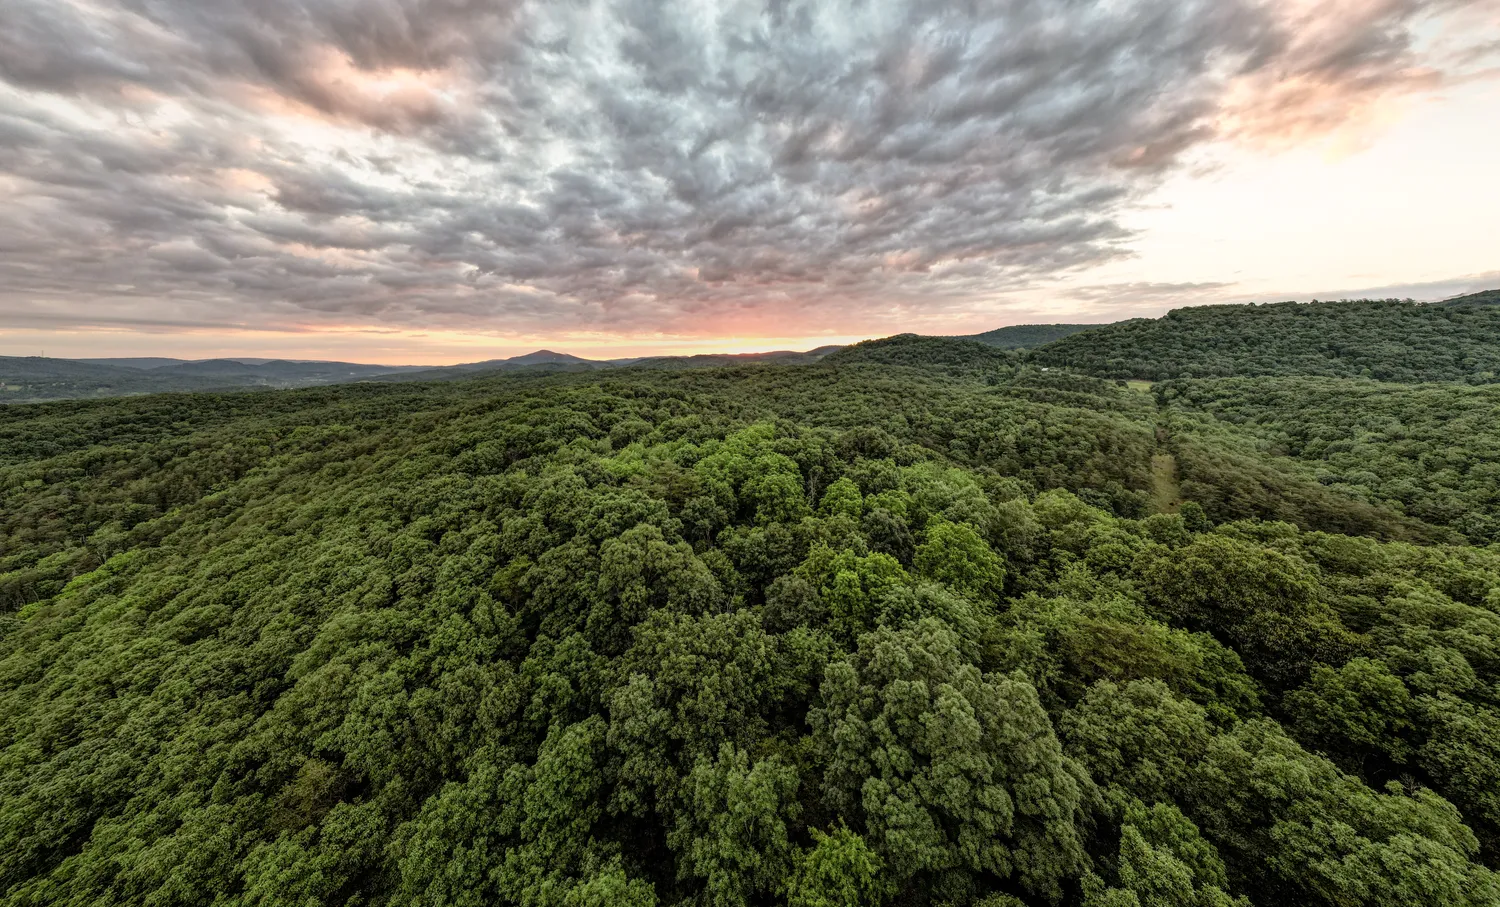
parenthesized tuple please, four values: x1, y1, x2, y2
(0, 0, 1481, 336)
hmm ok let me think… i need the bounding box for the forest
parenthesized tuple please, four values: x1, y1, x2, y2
(1033, 299, 1500, 383)
(2, 298, 1500, 907)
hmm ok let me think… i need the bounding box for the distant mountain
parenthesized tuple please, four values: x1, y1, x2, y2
(374, 347, 846, 382)
(0, 356, 254, 402)
(154, 359, 423, 382)
(445, 350, 604, 372)
(155, 359, 285, 377)
(961, 323, 1103, 348)
(626, 347, 842, 369)
(75, 356, 400, 370)
(0, 356, 427, 403)
(76, 357, 190, 370)
(5, 339, 936, 403)
(505, 350, 594, 366)
(3, 349, 630, 402)
(373, 350, 613, 383)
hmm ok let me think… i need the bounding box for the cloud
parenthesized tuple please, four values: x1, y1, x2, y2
(1215, 0, 1475, 148)
(1064, 281, 1242, 312)
(0, 0, 1493, 340)
(1280, 270, 1500, 304)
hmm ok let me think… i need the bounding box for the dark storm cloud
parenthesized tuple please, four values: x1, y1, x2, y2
(0, 0, 1487, 337)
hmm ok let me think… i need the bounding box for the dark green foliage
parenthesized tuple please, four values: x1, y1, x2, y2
(824, 335, 1020, 374)
(1438, 289, 1500, 307)
(1154, 402, 1454, 543)
(1133, 533, 1358, 689)
(963, 324, 1103, 349)
(1081, 799, 1246, 907)
(1063, 681, 1500, 906)
(1162, 377, 1500, 542)
(2, 353, 1499, 906)
(1033, 299, 1500, 383)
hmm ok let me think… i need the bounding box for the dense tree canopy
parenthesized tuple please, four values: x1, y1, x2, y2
(3, 308, 1500, 906)
(1160, 378, 1500, 543)
(1031, 299, 1500, 383)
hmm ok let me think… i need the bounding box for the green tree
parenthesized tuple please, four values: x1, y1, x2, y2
(1285, 657, 1413, 768)
(913, 520, 1007, 602)
(671, 743, 801, 906)
(788, 825, 890, 907)
(820, 477, 864, 519)
(812, 618, 1087, 900)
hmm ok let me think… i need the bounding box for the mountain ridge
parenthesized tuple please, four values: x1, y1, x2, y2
(12, 292, 1497, 403)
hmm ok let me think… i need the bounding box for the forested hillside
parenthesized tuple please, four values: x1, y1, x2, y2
(962, 324, 1101, 349)
(826, 335, 1020, 374)
(0, 350, 851, 404)
(1031, 299, 1500, 382)
(0, 354, 580, 403)
(1161, 378, 1500, 544)
(0, 356, 248, 402)
(1441, 289, 1500, 307)
(4, 337, 1500, 907)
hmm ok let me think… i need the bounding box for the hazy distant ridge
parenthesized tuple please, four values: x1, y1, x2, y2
(0, 345, 845, 403)
(13, 295, 1495, 403)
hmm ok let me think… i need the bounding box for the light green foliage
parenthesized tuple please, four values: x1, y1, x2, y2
(913, 521, 1007, 602)
(900, 462, 994, 530)
(1084, 800, 1246, 907)
(598, 523, 723, 626)
(672, 744, 801, 906)
(820, 477, 864, 518)
(788, 826, 889, 907)
(794, 544, 910, 642)
(812, 619, 1087, 899)
(562, 863, 659, 907)
(745, 470, 812, 525)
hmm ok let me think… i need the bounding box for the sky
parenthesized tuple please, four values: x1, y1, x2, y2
(0, 0, 1497, 364)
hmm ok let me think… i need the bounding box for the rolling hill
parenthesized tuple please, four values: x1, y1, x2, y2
(0, 356, 254, 402)
(74, 357, 193, 369)
(1, 352, 592, 402)
(624, 346, 843, 369)
(1440, 288, 1500, 307)
(1029, 297, 1500, 382)
(1, 347, 855, 402)
(961, 322, 1103, 348)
